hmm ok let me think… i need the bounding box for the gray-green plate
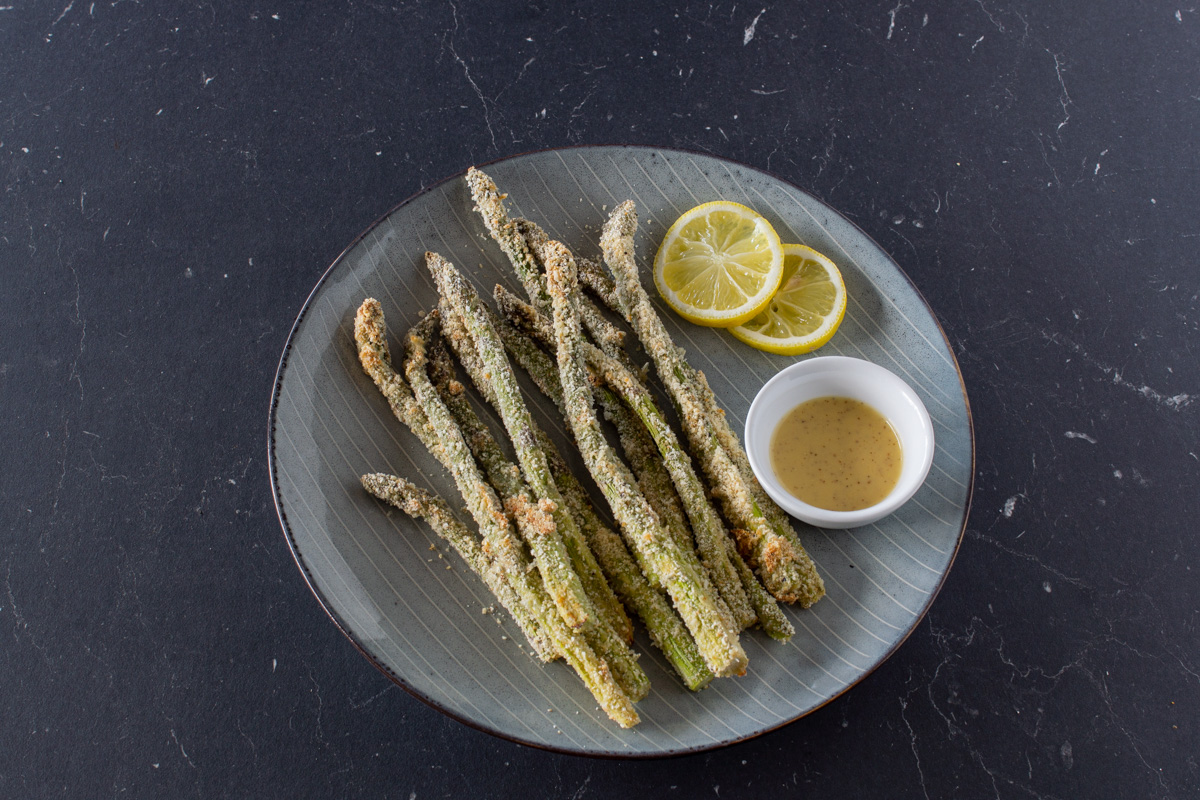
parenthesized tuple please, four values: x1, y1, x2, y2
(269, 146, 973, 756)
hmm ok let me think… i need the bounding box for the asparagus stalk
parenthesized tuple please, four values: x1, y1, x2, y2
(515, 217, 621, 312)
(424, 326, 634, 643)
(725, 535, 795, 640)
(494, 285, 757, 630)
(439, 300, 713, 689)
(355, 300, 519, 582)
(542, 238, 748, 678)
(486, 299, 714, 600)
(356, 302, 561, 653)
(602, 385, 793, 641)
(599, 385, 696, 558)
(466, 167, 630, 363)
(355, 300, 638, 725)
(540, 435, 715, 690)
(466, 167, 551, 311)
(551, 199, 819, 608)
(425, 253, 649, 701)
(600, 201, 825, 607)
(355, 301, 558, 655)
(404, 324, 588, 632)
(491, 302, 749, 645)
(362, 476, 638, 726)
(360, 473, 559, 660)
(577, 267, 816, 593)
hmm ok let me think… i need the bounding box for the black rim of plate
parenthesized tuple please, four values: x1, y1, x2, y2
(267, 144, 976, 758)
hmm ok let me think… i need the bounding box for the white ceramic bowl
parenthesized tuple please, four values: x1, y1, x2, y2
(744, 356, 935, 529)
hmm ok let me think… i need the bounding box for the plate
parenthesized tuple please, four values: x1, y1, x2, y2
(269, 146, 973, 756)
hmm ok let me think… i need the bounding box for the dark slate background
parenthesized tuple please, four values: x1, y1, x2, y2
(3, 2, 1197, 797)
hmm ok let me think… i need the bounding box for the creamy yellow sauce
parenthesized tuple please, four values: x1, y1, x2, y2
(770, 396, 902, 511)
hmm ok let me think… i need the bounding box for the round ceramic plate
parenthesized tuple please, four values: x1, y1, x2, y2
(269, 146, 973, 756)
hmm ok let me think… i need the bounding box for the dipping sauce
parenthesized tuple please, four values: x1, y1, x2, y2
(770, 396, 902, 512)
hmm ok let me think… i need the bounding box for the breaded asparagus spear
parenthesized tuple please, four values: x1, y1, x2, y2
(547, 202, 819, 608)
(423, 325, 634, 643)
(359, 473, 556, 660)
(604, 383, 792, 640)
(361, 476, 638, 726)
(404, 318, 589, 631)
(404, 299, 648, 702)
(599, 387, 699, 559)
(355, 300, 522, 582)
(542, 239, 748, 677)
(493, 284, 757, 630)
(422, 266, 590, 628)
(466, 167, 552, 311)
(692, 367, 815, 561)
(515, 217, 621, 312)
(443, 297, 677, 589)
(355, 301, 558, 656)
(538, 433, 716, 690)
(513, 219, 624, 311)
(600, 201, 824, 607)
(724, 535, 794, 640)
(485, 297, 720, 602)
(355, 300, 638, 725)
(514, 227, 799, 634)
(489, 303, 685, 561)
(466, 167, 629, 361)
(434, 316, 714, 689)
(512, 216, 644, 376)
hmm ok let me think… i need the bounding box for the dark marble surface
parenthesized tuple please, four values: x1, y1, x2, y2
(2, 1, 1197, 797)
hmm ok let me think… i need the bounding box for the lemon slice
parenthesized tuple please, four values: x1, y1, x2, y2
(653, 201, 784, 327)
(729, 243, 847, 355)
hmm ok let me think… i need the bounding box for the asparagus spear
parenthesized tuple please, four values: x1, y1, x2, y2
(602, 382, 793, 641)
(355, 300, 519, 582)
(355, 300, 639, 725)
(466, 167, 629, 362)
(362, 476, 638, 727)
(516, 217, 805, 632)
(542, 238, 748, 678)
(540, 433, 716, 690)
(599, 385, 700, 560)
(469, 200, 794, 636)
(535, 199, 818, 609)
(404, 303, 648, 702)
(438, 301, 714, 689)
(423, 325, 634, 643)
(515, 217, 621, 312)
(494, 284, 757, 630)
(600, 201, 825, 607)
(466, 167, 551, 311)
(404, 324, 586, 631)
(442, 296, 680, 594)
(725, 535, 795, 640)
(360, 473, 558, 660)
(355, 301, 561, 654)
(485, 297, 722, 606)
(425, 253, 649, 701)
(572, 265, 818, 592)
